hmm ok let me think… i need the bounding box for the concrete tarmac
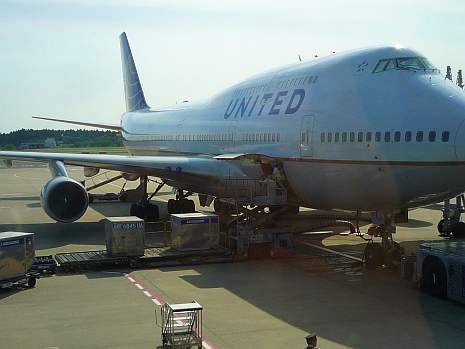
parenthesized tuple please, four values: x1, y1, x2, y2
(1, 163, 465, 349)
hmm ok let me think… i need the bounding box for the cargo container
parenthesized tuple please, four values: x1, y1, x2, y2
(171, 213, 219, 251)
(104, 217, 145, 256)
(0, 232, 36, 286)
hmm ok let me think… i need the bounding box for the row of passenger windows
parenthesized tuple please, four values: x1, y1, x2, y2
(320, 130, 450, 143)
(232, 75, 319, 97)
(277, 75, 318, 89)
(239, 133, 280, 143)
(129, 133, 280, 143)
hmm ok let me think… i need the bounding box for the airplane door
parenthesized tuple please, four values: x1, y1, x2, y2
(300, 115, 314, 158)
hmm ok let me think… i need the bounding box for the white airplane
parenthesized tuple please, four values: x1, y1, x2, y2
(2, 33, 465, 265)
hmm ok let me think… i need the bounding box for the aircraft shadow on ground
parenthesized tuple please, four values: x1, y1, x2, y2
(169, 241, 465, 349)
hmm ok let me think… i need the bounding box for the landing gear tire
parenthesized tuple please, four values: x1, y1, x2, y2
(144, 203, 159, 222)
(27, 276, 37, 288)
(364, 242, 384, 268)
(168, 199, 195, 214)
(384, 243, 403, 268)
(130, 202, 159, 221)
(437, 219, 446, 235)
(421, 257, 447, 298)
(181, 199, 195, 213)
(167, 199, 179, 214)
(452, 221, 465, 239)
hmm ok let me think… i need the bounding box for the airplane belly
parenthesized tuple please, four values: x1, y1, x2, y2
(284, 161, 465, 210)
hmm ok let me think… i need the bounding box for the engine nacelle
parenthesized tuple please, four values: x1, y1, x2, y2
(40, 176, 89, 223)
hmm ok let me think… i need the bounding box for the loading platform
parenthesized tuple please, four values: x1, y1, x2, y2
(55, 246, 232, 272)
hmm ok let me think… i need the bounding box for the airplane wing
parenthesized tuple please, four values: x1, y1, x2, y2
(32, 116, 122, 131)
(0, 151, 248, 183)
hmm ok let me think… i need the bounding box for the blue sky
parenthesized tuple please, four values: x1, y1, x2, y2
(1, 0, 464, 132)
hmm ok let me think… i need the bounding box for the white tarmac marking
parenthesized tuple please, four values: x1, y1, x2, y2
(0, 193, 24, 197)
(124, 273, 218, 349)
(203, 341, 213, 349)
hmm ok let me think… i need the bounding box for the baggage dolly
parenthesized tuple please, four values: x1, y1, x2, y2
(160, 301, 203, 349)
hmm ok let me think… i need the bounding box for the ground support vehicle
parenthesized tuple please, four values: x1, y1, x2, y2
(417, 240, 465, 303)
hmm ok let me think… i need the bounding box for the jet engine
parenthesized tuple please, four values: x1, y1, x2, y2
(40, 161, 89, 223)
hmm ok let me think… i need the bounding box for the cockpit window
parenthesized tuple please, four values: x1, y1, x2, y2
(372, 57, 439, 73)
(373, 59, 389, 73)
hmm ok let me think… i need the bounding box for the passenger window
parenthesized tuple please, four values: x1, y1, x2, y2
(321, 133, 325, 143)
(328, 132, 332, 142)
(384, 132, 391, 142)
(394, 131, 401, 142)
(357, 132, 363, 142)
(416, 131, 423, 142)
(272, 133, 276, 142)
(429, 131, 436, 142)
(366, 132, 372, 142)
(350, 132, 355, 142)
(277, 133, 280, 142)
(335, 132, 340, 142)
(442, 131, 450, 142)
(303, 132, 307, 143)
(268, 133, 271, 142)
(342, 132, 347, 142)
(405, 131, 412, 142)
(375, 132, 381, 142)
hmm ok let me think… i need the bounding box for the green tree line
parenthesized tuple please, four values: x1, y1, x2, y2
(0, 129, 123, 150)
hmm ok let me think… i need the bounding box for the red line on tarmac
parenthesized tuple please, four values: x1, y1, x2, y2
(125, 272, 219, 349)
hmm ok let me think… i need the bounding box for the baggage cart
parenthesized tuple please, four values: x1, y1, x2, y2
(161, 301, 203, 349)
(0, 232, 38, 288)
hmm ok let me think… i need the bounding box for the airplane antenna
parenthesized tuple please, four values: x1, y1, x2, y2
(298, 55, 302, 62)
(457, 70, 464, 89)
(446, 65, 453, 81)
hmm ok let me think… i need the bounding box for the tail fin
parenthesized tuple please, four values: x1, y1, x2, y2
(119, 32, 149, 112)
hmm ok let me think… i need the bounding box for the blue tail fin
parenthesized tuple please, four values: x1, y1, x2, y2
(119, 32, 149, 112)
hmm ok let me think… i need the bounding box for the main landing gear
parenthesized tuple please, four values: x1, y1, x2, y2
(364, 211, 403, 269)
(167, 190, 196, 214)
(129, 176, 165, 221)
(437, 195, 465, 239)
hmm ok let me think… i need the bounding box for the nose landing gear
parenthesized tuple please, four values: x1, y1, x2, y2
(364, 211, 403, 269)
(437, 195, 465, 239)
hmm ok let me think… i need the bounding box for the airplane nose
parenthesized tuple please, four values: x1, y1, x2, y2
(455, 119, 465, 160)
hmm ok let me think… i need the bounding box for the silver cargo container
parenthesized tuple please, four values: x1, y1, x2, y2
(170, 213, 219, 251)
(0, 232, 35, 281)
(104, 217, 145, 256)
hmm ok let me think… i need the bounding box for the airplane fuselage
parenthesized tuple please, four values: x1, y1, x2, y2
(120, 46, 465, 211)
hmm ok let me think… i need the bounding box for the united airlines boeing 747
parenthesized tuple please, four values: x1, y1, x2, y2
(2, 33, 465, 265)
